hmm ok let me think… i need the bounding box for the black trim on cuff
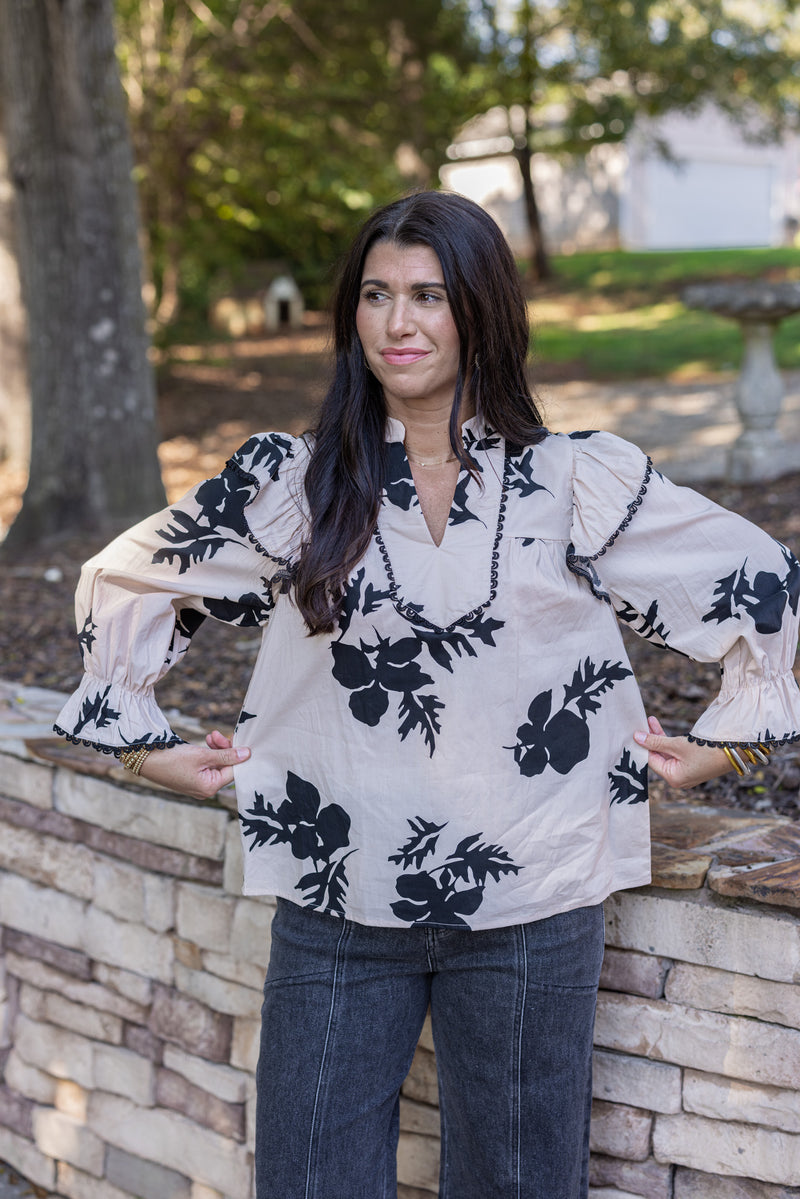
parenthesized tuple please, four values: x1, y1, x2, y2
(53, 725, 186, 755)
(687, 732, 800, 749)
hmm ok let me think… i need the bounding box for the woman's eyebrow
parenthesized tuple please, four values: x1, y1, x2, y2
(360, 278, 447, 289)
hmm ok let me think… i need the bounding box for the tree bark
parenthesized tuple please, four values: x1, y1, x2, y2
(0, 113, 31, 475)
(0, 0, 166, 550)
(513, 1, 552, 284)
(512, 138, 552, 283)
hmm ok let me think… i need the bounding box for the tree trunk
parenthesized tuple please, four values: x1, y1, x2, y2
(512, 3, 552, 285)
(0, 0, 166, 551)
(0, 113, 31, 474)
(513, 139, 552, 283)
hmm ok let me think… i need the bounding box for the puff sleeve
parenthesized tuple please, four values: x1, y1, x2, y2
(54, 432, 309, 753)
(568, 431, 800, 748)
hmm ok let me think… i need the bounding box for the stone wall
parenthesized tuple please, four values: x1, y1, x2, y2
(1, 681, 800, 1199)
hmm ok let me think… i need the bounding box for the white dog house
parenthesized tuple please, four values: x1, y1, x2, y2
(264, 274, 304, 333)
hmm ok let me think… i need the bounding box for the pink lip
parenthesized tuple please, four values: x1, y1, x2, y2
(380, 348, 430, 365)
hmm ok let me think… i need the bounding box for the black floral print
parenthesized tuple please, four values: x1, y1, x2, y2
(175, 608, 206, 641)
(234, 432, 295, 481)
(332, 632, 443, 750)
(203, 584, 275, 627)
(165, 608, 206, 665)
(152, 456, 280, 626)
(72, 684, 121, 735)
(462, 428, 502, 459)
(506, 445, 553, 499)
(233, 708, 256, 737)
(152, 434, 294, 575)
(389, 818, 520, 928)
(384, 443, 417, 512)
(240, 772, 354, 915)
(616, 598, 681, 652)
(448, 473, 484, 528)
(119, 729, 177, 748)
(414, 613, 505, 672)
(152, 469, 250, 574)
(701, 546, 800, 635)
(383, 441, 482, 527)
(336, 567, 391, 640)
(77, 612, 98, 658)
(331, 569, 504, 754)
(609, 748, 648, 805)
(509, 656, 633, 777)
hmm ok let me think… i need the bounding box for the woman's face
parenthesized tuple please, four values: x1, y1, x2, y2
(355, 241, 462, 419)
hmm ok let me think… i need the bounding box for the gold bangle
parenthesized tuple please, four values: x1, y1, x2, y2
(721, 745, 748, 777)
(119, 747, 152, 776)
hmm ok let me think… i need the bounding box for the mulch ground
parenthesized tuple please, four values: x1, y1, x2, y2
(2, 322, 799, 821)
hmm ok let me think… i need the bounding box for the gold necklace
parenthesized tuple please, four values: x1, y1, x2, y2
(405, 447, 458, 468)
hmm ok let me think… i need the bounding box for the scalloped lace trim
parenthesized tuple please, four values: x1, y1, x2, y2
(245, 528, 295, 573)
(225, 456, 262, 498)
(589, 457, 654, 560)
(687, 731, 800, 749)
(566, 457, 653, 602)
(53, 725, 185, 756)
(224, 458, 298, 575)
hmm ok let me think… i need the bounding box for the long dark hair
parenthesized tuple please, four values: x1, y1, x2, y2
(294, 190, 546, 634)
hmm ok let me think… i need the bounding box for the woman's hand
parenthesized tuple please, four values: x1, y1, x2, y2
(633, 715, 731, 790)
(136, 730, 250, 800)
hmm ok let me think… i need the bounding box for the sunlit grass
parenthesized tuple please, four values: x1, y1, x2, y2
(528, 247, 800, 378)
(547, 246, 800, 293)
(571, 300, 684, 333)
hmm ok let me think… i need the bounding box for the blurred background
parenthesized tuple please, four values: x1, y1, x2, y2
(2, 0, 800, 546)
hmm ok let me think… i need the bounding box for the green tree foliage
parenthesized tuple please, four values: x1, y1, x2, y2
(115, 0, 480, 322)
(467, 0, 800, 277)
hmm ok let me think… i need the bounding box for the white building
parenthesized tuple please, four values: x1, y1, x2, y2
(440, 104, 800, 254)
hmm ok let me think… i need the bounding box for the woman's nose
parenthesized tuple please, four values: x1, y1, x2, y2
(386, 299, 415, 338)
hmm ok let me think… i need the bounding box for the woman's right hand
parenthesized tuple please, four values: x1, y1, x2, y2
(137, 730, 250, 800)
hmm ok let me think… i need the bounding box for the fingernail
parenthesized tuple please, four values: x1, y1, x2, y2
(633, 731, 647, 745)
(235, 748, 250, 761)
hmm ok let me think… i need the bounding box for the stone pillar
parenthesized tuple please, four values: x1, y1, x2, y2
(728, 319, 786, 483)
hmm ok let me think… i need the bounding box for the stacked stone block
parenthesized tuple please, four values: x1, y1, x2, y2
(0, 719, 266, 1199)
(1, 682, 800, 1198)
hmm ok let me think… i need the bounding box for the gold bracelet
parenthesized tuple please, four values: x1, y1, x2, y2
(119, 747, 152, 776)
(742, 744, 772, 766)
(721, 745, 748, 777)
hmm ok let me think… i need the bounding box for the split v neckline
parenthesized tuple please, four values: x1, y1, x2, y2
(375, 418, 510, 633)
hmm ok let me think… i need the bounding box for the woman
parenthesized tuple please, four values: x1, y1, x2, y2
(56, 191, 800, 1198)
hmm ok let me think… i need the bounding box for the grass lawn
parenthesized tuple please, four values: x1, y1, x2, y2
(530, 245, 800, 379)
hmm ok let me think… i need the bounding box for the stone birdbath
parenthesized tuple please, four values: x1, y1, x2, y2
(682, 281, 800, 482)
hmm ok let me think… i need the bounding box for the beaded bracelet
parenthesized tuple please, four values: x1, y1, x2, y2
(119, 747, 152, 776)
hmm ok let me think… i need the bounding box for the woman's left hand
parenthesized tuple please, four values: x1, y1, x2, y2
(633, 715, 732, 790)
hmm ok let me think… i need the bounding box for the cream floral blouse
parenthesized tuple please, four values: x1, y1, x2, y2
(55, 420, 800, 930)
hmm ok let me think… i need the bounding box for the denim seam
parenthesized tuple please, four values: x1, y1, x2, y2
(424, 927, 437, 973)
(515, 922, 528, 1199)
(303, 917, 349, 1199)
(438, 1091, 449, 1199)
